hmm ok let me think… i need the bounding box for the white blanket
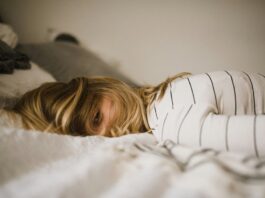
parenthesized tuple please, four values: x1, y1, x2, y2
(0, 126, 265, 198)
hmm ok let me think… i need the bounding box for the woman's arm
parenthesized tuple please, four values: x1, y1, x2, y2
(200, 113, 265, 157)
(152, 104, 265, 157)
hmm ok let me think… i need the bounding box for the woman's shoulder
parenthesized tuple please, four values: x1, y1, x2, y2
(171, 70, 265, 88)
(188, 70, 264, 81)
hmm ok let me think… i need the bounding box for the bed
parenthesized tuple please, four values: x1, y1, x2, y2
(1, 23, 265, 198)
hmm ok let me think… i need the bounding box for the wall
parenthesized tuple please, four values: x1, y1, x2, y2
(1, 0, 265, 84)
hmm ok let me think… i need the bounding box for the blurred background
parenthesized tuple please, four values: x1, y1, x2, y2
(0, 0, 264, 84)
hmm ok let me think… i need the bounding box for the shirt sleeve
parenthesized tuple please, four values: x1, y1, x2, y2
(153, 103, 265, 157)
(200, 113, 265, 157)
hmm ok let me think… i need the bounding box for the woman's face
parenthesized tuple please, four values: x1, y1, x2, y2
(88, 97, 116, 135)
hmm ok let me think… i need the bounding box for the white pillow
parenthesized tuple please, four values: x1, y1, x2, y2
(0, 23, 18, 48)
(0, 62, 56, 108)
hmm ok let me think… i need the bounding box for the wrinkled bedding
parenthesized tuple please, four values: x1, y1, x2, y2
(0, 126, 265, 198)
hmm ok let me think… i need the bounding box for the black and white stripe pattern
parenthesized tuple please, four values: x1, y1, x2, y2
(199, 116, 207, 147)
(154, 104, 159, 120)
(177, 105, 193, 144)
(205, 73, 219, 113)
(225, 71, 237, 115)
(243, 72, 256, 115)
(161, 113, 168, 141)
(253, 116, 259, 157)
(148, 71, 265, 157)
(225, 116, 231, 151)
(187, 78, 196, 104)
(169, 82, 174, 109)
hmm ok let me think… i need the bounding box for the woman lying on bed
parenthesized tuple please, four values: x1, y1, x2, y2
(9, 71, 265, 156)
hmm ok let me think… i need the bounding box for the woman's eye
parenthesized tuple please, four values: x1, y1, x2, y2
(93, 112, 101, 126)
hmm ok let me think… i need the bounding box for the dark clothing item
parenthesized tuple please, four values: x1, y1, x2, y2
(0, 40, 31, 74)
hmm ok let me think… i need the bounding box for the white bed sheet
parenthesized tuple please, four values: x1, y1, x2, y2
(0, 126, 265, 198)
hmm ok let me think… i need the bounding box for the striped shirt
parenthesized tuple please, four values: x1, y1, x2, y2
(148, 71, 265, 157)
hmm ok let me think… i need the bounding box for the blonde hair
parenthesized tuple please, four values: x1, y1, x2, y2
(12, 73, 190, 137)
(136, 72, 191, 113)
